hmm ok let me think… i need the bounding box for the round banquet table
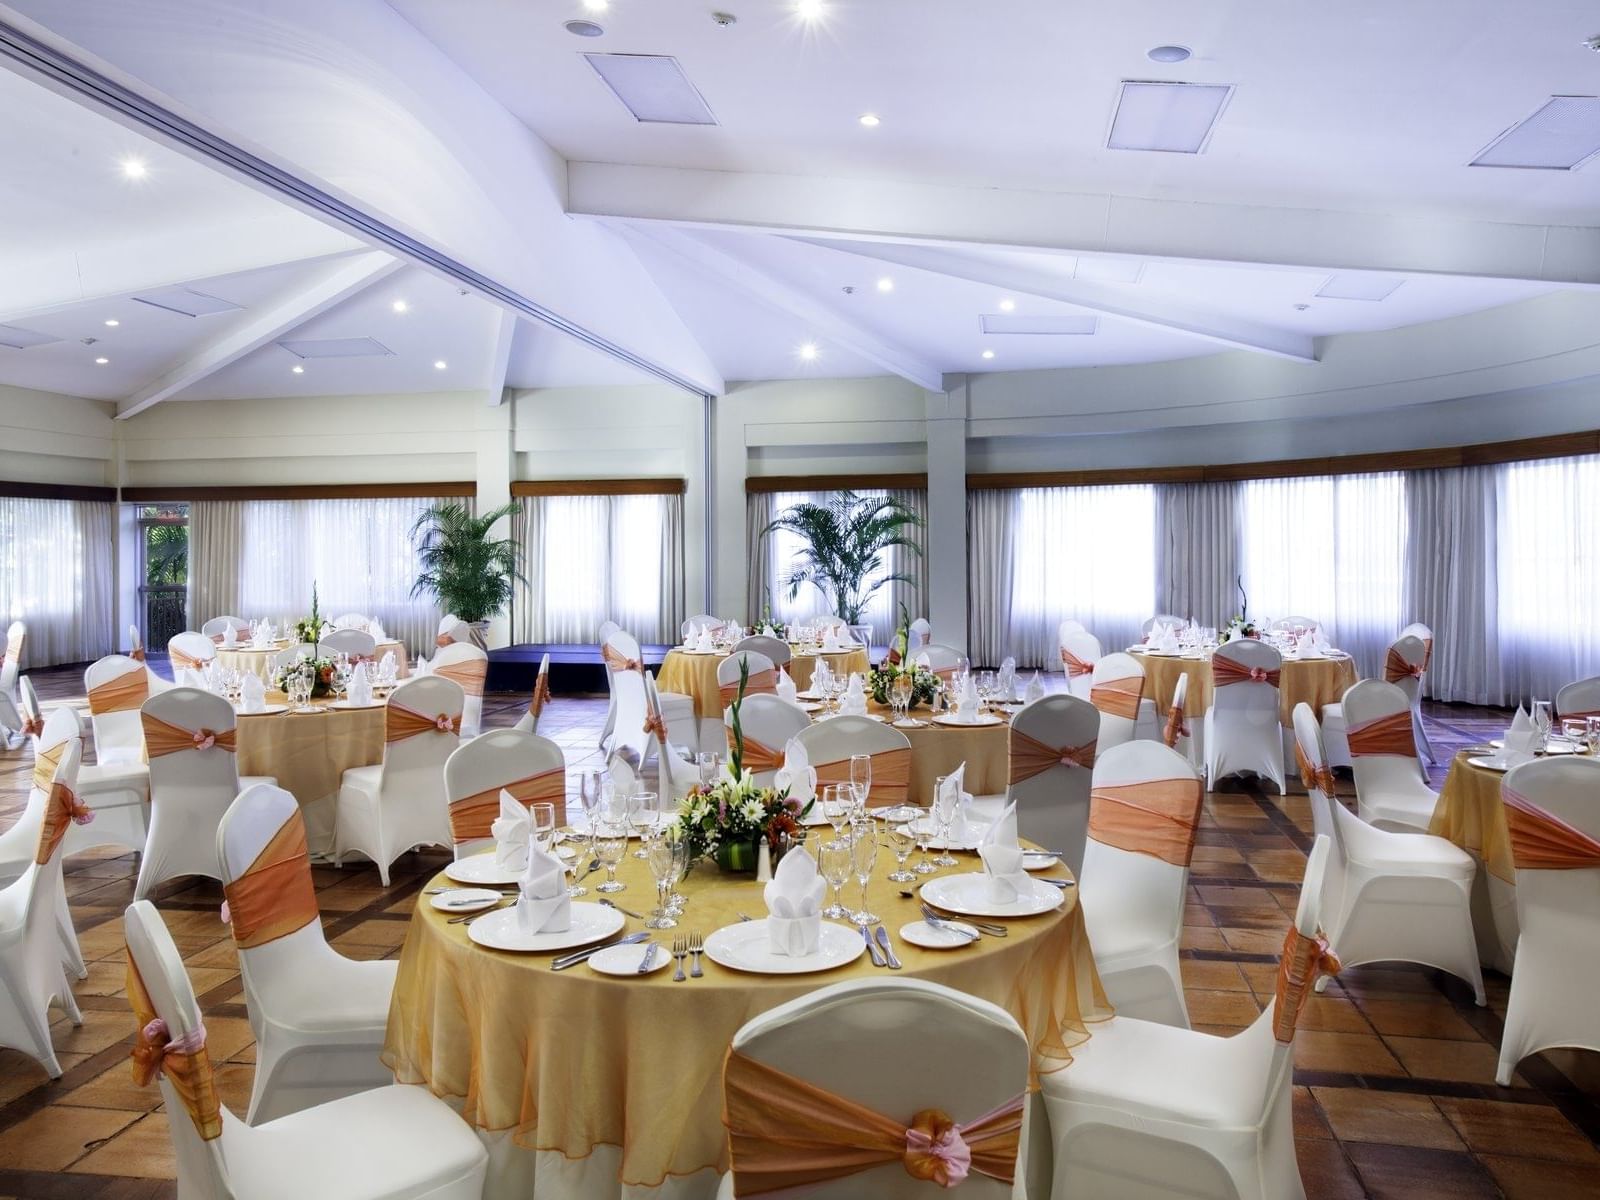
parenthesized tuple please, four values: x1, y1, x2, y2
(1429, 751, 1521, 973)
(1129, 647, 1358, 727)
(234, 692, 385, 858)
(657, 646, 870, 720)
(214, 639, 411, 682)
(383, 846, 1108, 1200)
(861, 702, 1010, 805)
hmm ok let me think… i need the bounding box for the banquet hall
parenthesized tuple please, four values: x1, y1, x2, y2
(0, 0, 1598, 1196)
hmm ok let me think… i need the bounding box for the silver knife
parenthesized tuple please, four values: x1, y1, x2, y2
(874, 925, 902, 969)
(636, 942, 660, 974)
(862, 924, 886, 967)
(551, 931, 648, 970)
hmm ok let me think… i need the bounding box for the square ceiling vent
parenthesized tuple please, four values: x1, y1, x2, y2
(0, 323, 61, 350)
(584, 53, 717, 125)
(276, 337, 394, 360)
(130, 287, 243, 317)
(1471, 96, 1600, 170)
(980, 314, 1098, 335)
(1108, 81, 1233, 153)
(1316, 273, 1404, 301)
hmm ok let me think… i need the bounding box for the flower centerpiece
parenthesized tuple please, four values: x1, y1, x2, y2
(272, 655, 336, 699)
(871, 605, 938, 707)
(1223, 576, 1261, 643)
(293, 581, 328, 647)
(667, 660, 811, 873)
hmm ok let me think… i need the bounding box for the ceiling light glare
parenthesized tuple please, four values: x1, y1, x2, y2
(120, 158, 148, 180)
(797, 342, 819, 361)
(104, 319, 119, 327)
(998, 298, 1016, 312)
(434, 359, 448, 370)
(859, 113, 881, 128)
(583, 0, 609, 10)
(292, 364, 305, 374)
(981, 349, 995, 360)
(876, 277, 894, 292)
(795, 0, 825, 21)
(391, 299, 409, 313)
(94, 356, 109, 364)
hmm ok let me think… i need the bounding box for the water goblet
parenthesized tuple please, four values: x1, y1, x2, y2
(912, 805, 938, 875)
(821, 785, 850, 837)
(594, 819, 628, 893)
(644, 832, 678, 929)
(529, 802, 557, 854)
(819, 838, 852, 920)
(630, 789, 657, 858)
(1588, 717, 1600, 757)
(696, 752, 719, 785)
(1562, 718, 1587, 747)
(665, 832, 690, 915)
(882, 807, 919, 882)
(849, 828, 879, 926)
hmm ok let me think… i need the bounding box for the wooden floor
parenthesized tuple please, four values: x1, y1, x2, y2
(0, 663, 1597, 1199)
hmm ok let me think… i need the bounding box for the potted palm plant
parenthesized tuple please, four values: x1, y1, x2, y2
(410, 502, 526, 646)
(762, 491, 922, 625)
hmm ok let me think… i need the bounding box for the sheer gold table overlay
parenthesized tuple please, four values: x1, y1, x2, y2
(214, 639, 411, 682)
(658, 648, 870, 719)
(383, 847, 1108, 1190)
(1430, 751, 1521, 972)
(1129, 648, 1358, 727)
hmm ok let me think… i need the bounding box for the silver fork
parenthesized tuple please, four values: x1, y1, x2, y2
(672, 935, 687, 982)
(689, 931, 704, 977)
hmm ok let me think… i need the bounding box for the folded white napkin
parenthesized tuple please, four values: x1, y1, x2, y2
(979, 801, 1028, 904)
(683, 624, 698, 649)
(821, 629, 840, 651)
(414, 656, 433, 677)
(761, 624, 778, 639)
(377, 650, 397, 683)
(347, 661, 372, 706)
(937, 763, 970, 841)
(1312, 628, 1330, 654)
(954, 674, 981, 723)
(1155, 627, 1179, 653)
(370, 619, 386, 641)
(1024, 670, 1044, 704)
(220, 625, 238, 648)
(515, 838, 571, 934)
(774, 736, 816, 808)
(775, 666, 798, 704)
(763, 847, 825, 956)
(839, 672, 868, 716)
(240, 673, 265, 713)
(694, 628, 716, 653)
(492, 790, 533, 870)
(998, 656, 1017, 699)
(1504, 705, 1538, 754)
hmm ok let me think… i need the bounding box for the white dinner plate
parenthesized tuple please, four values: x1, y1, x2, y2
(899, 919, 979, 950)
(430, 888, 503, 914)
(795, 690, 821, 701)
(467, 902, 624, 954)
(818, 711, 884, 722)
(444, 855, 525, 886)
(796, 701, 824, 713)
(1468, 755, 1517, 773)
(931, 713, 1005, 728)
(588, 940, 671, 976)
(906, 816, 991, 851)
(702, 918, 866, 975)
(235, 704, 288, 717)
(326, 699, 384, 709)
(892, 717, 930, 728)
(921, 872, 1065, 918)
(1021, 851, 1060, 871)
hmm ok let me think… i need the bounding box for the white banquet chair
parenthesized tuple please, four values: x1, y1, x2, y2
(514, 652, 552, 734)
(794, 716, 912, 809)
(436, 613, 474, 647)
(319, 628, 378, 662)
(1268, 616, 1321, 636)
(431, 642, 488, 738)
(0, 737, 85, 1077)
(1398, 621, 1438, 762)
(644, 673, 699, 801)
(1078, 741, 1205, 1028)
(136, 688, 277, 900)
(1342, 679, 1437, 832)
(715, 649, 778, 713)
(270, 643, 317, 675)
(123, 899, 488, 1200)
(1043, 837, 1335, 1200)
(681, 613, 723, 638)
(1322, 633, 1430, 772)
(1089, 652, 1145, 754)
(1204, 639, 1286, 794)
(908, 617, 932, 649)
(723, 695, 810, 788)
(46, 665, 151, 855)
(444, 728, 566, 858)
(1163, 672, 1194, 764)
(604, 629, 697, 757)
(997, 694, 1098, 877)
(1059, 629, 1101, 701)
(733, 633, 791, 668)
(1495, 757, 1600, 1085)
(595, 621, 621, 748)
(0, 620, 24, 748)
(331, 611, 370, 632)
(83, 655, 150, 765)
(201, 616, 251, 642)
(1291, 704, 1483, 1005)
(219, 784, 399, 1124)
(125, 625, 172, 695)
(715, 978, 1032, 1200)
(1141, 613, 1186, 636)
(167, 631, 218, 687)
(916, 642, 964, 680)
(334, 676, 461, 884)
(1556, 675, 1600, 721)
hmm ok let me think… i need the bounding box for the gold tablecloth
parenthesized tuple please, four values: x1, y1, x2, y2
(865, 703, 1009, 804)
(1130, 648, 1358, 726)
(384, 847, 1108, 1191)
(659, 647, 870, 719)
(1430, 751, 1519, 972)
(235, 692, 385, 856)
(215, 639, 411, 682)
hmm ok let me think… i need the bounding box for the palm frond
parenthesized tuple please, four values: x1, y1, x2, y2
(410, 502, 528, 623)
(761, 490, 923, 623)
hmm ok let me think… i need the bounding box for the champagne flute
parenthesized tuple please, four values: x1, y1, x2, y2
(630, 789, 657, 859)
(819, 838, 852, 920)
(665, 832, 690, 916)
(850, 828, 879, 927)
(594, 818, 627, 893)
(932, 779, 960, 868)
(568, 772, 601, 897)
(849, 754, 872, 816)
(644, 832, 678, 929)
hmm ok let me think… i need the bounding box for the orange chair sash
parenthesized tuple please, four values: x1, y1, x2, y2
(1383, 647, 1425, 683)
(222, 813, 319, 949)
(1420, 636, 1433, 671)
(130, 646, 146, 662)
(529, 670, 552, 720)
(386, 702, 460, 743)
(723, 1049, 1023, 1195)
(643, 711, 668, 740)
(814, 747, 912, 808)
(1272, 924, 1341, 1044)
(449, 768, 568, 842)
(142, 714, 237, 758)
(1060, 648, 1094, 678)
(1346, 710, 1416, 758)
(1008, 726, 1094, 784)
(435, 633, 455, 647)
(1090, 675, 1143, 721)
(1503, 788, 1600, 871)
(731, 733, 785, 774)
(169, 647, 210, 671)
(719, 669, 779, 706)
(37, 782, 92, 865)
(602, 644, 642, 674)
(88, 669, 150, 715)
(1088, 778, 1203, 866)
(1293, 744, 1338, 797)
(21, 714, 43, 737)
(32, 740, 65, 794)
(126, 955, 222, 1142)
(1212, 656, 1281, 688)
(1162, 701, 1188, 749)
(435, 657, 487, 698)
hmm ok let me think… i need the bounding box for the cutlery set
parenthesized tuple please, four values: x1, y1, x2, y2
(670, 933, 705, 981)
(862, 924, 902, 968)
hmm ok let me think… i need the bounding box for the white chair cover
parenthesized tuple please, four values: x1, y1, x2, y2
(1267, 615, 1321, 635)
(432, 642, 488, 738)
(319, 629, 378, 661)
(680, 613, 723, 639)
(1204, 639, 1286, 794)
(444, 728, 566, 858)
(916, 643, 963, 677)
(56, 663, 151, 855)
(1398, 621, 1438, 764)
(606, 629, 698, 757)
(331, 612, 371, 632)
(1342, 679, 1436, 832)
(1089, 651, 1143, 753)
(167, 631, 218, 688)
(1059, 629, 1101, 702)
(436, 614, 474, 647)
(644, 673, 698, 801)
(200, 616, 250, 639)
(1141, 614, 1185, 636)
(1555, 675, 1600, 722)
(793, 717, 912, 809)
(723, 695, 811, 788)
(1000, 694, 1097, 878)
(908, 617, 932, 649)
(733, 634, 791, 667)
(514, 652, 552, 734)
(716, 650, 778, 712)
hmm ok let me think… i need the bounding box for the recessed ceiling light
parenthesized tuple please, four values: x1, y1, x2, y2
(434, 359, 448, 370)
(94, 356, 109, 364)
(103, 319, 119, 327)
(119, 158, 147, 180)
(876, 276, 894, 293)
(797, 342, 819, 361)
(391, 299, 408, 313)
(1470, 95, 1600, 170)
(1107, 80, 1233, 154)
(564, 18, 605, 36)
(998, 298, 1016, 312)
(981, 349, 995, 360)
(795, 0, 825, 21)
(1148, 45, 1192, 63)
(584, 53, 718, 125)
(292, 364, 305, 374)
(859, 113, 881, 128)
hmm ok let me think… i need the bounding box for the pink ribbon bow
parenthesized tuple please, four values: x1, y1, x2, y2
(219, 901, 231, 925)
(904, 1121, 972, 1188)
(1248, 667, 1269, 683)
(141, 1018, 207, 1061)
(192, 730, 216, 751)
(434, 713, 455, 733)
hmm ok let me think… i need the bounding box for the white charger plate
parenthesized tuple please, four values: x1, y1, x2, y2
(892, 717, 930, 728)
(796, 701, 824, 713)
(703, 918, 866, 975)
(900, 919, 979, 949)
(932, 713, 1004, 728)
(444, 855, 525, 886)
(236, 704, 288, 717)
(907, 817, 991, 851)
(467, 902, 624, 953)
(326, 699, 383, 709)
(921, 872, 1065, 918)
(430, 888, 503, 914)
(588, 940, 671, 976)
(1468, 755, 1516, 773)
(817, 711, 884, 722)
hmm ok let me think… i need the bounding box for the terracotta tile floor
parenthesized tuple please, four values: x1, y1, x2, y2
(1, 662, 1597, 1198)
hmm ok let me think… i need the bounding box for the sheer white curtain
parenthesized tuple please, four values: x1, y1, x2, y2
(0, 497, 114, 666)
(515, 492, 684, 644)
(193, 497, 443, 655)
(1239, 473, 1404, 678)
(1404, 467, 1501, 703)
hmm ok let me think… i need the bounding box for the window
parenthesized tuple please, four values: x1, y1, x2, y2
(0, 496, 114, 666)
(138, 503, 189, 648)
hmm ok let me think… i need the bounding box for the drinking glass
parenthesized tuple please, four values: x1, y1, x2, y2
(594, 819, 628, 893)
(849, 754, 872, 814)
(1562, 718, 1587, 747)
(882, 808, 919, 882)
(821, 785, 850, 836)
(819, 839, 852, 920)
(931, 779, 959, 867)
(630, 789, 657, 858)
(644, 833, 678, 929)
(1532, 701, 1553, 751)
(1588, 717, 1600, 757)
(568, 771, 603, 898)
(849, 828, 879, 926)
(697, 752, 719, 785)
(528, 802, 557, 853)
(912, 805, 938, 874)
(665, 833, 690, 915)
(892, 674, 912, 723)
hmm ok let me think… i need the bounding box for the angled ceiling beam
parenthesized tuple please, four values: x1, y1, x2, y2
(568, 163, 1600, 287)
(802, 237, 1318, 363)
(484, 308, 517, 406)
(116, 250, 400, 419)
(615, 223, 944, 393)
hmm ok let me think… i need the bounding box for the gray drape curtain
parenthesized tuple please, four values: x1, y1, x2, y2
(1404, 467, 1501, 704)
(1156, 482, 1241, 626)
(0, 497, 115, 666)
(188, 500, 246, 632)
(966, 489, 1016, 667)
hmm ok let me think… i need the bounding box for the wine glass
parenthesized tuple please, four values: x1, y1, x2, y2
(849, 754, 872, 815)
(882, 807, 919, 883)
(644, 832, 678, 929)
(665, 832, 690, 916)
(1587, 717, 1600, 757)
(818, 838, 852, 920)
(931, 779, 960, 868)
(529, 802, 557, 853)
(630, 789, 657, 859)
(912, 806, 938, 875)
(849, 828, 879, 927)
(892, 673, 913, 723)
(594, 818, 628, 893)
(568, 772, 602, 897)
(820, 785, 850, 837)
(1532, 700, 1553, 750)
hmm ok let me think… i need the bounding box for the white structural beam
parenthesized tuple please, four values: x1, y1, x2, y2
(568, 163, 1600, 287)
(484, 308, 518, 406)
(116, 250, 399, 418)
(805, 237, 1318, 363)
(617, 224, 944, 393)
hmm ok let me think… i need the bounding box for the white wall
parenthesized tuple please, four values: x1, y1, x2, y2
(0, 384, 115, 486)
